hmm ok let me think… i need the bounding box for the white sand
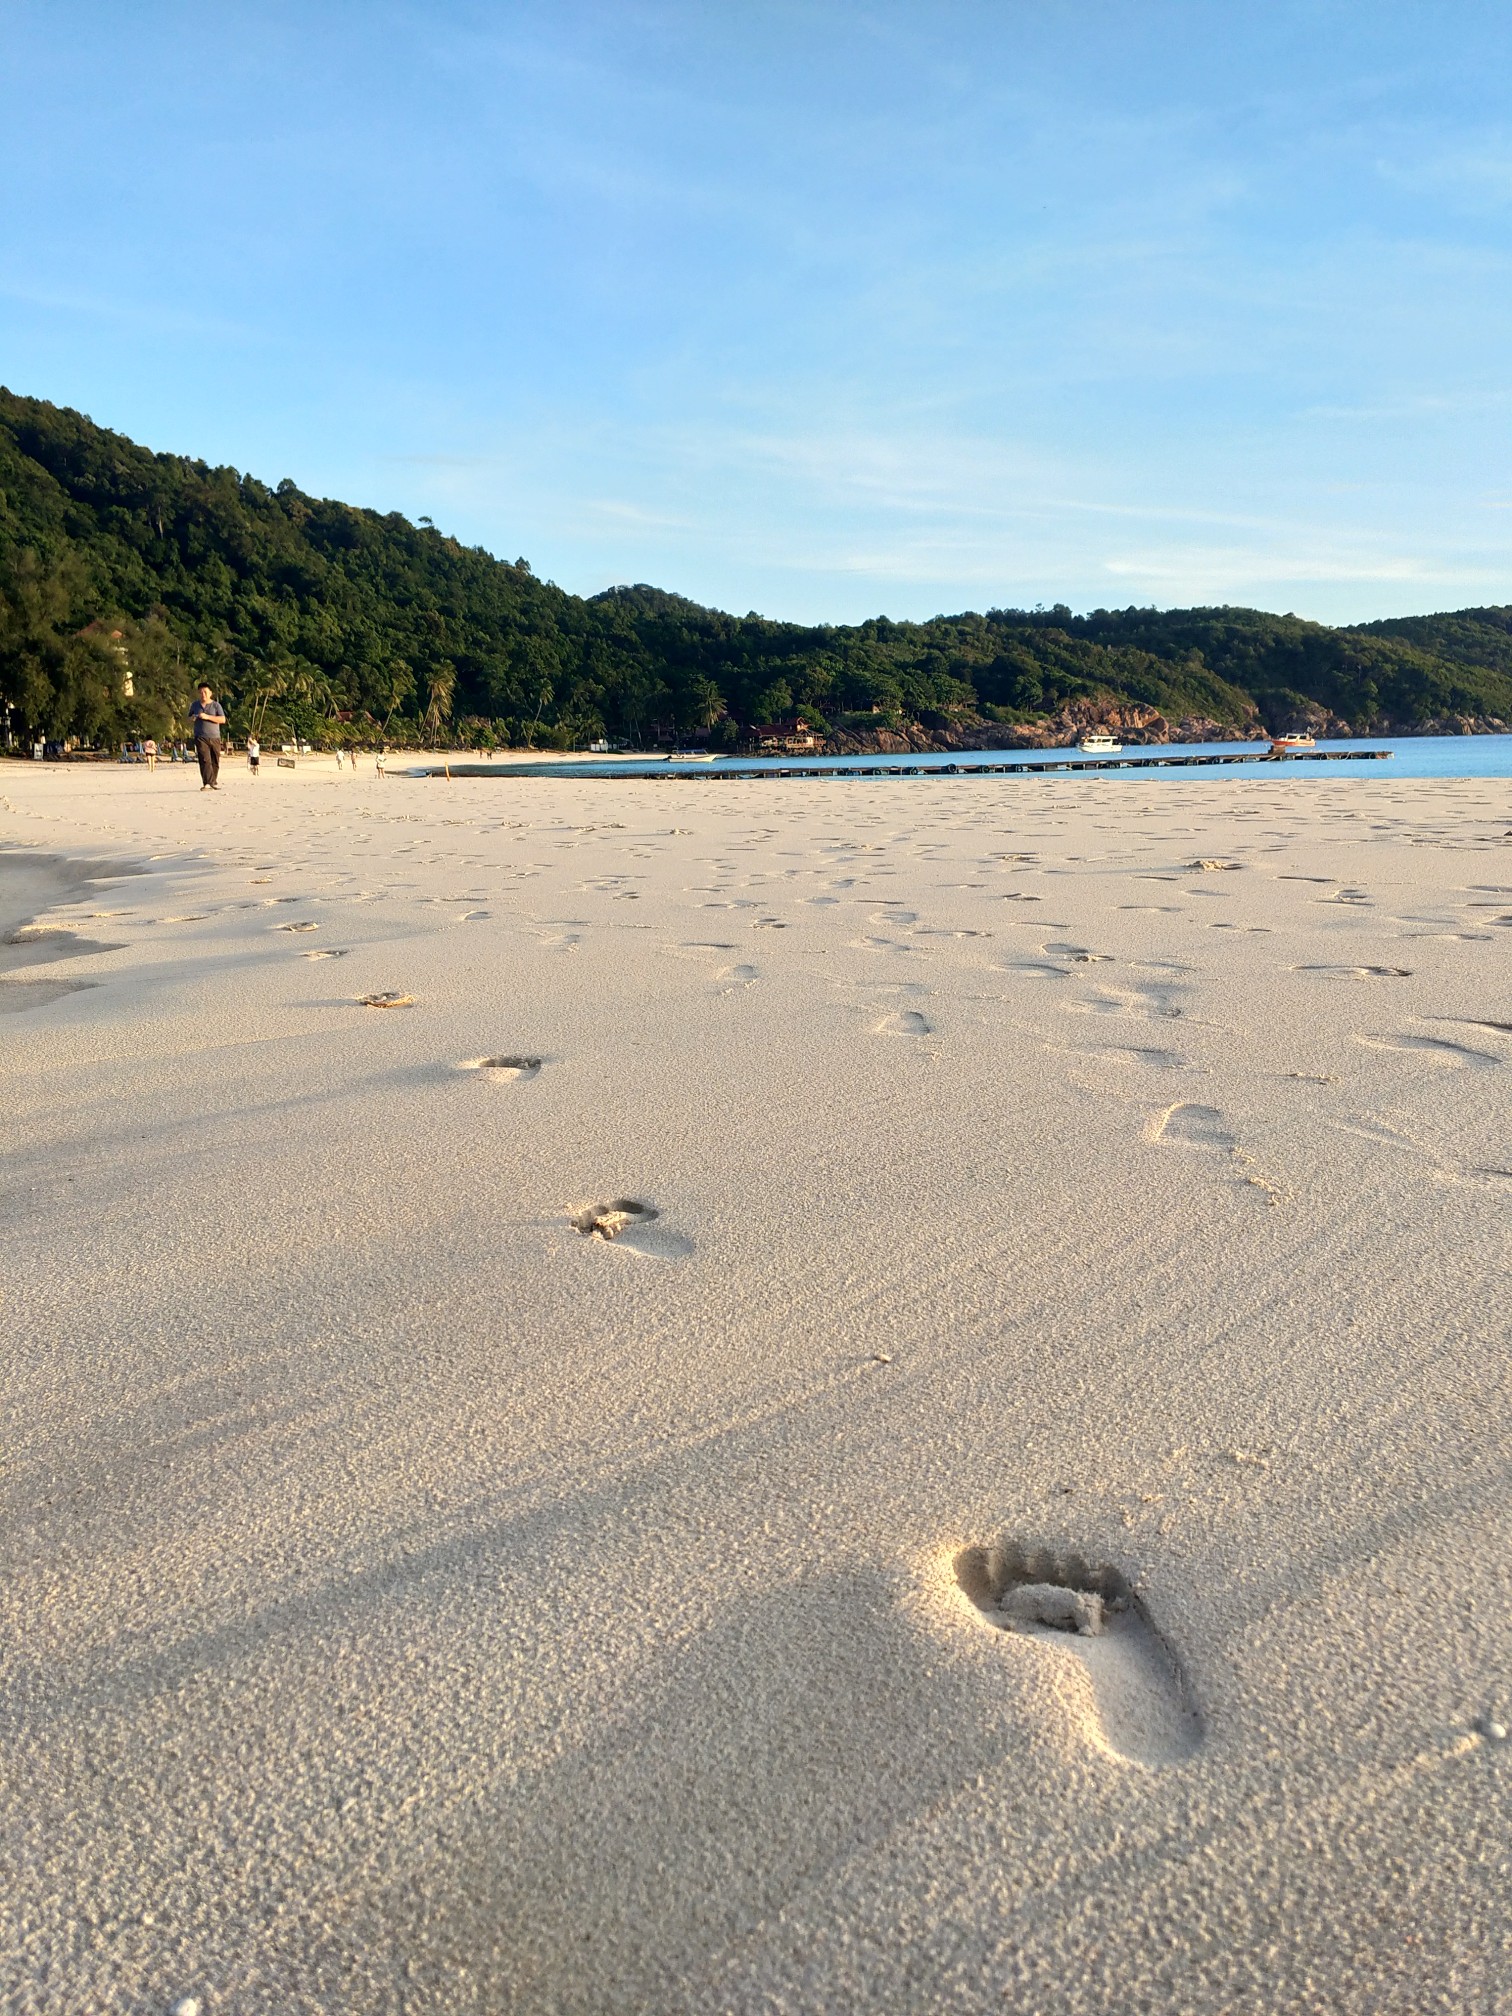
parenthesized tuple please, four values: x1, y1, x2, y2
(2, 755, 1509, 2013)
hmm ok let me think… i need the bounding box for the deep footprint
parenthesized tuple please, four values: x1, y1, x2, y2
(568, 1198, 694, 1259)
(571, 1198, 655, 1238)
(461, 1055, 543, 1078)
(956, 1540, 1201, 1765)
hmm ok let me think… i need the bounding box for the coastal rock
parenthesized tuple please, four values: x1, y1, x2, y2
(1265, 699, 1355, 739)
(819, 697, 1265, 755)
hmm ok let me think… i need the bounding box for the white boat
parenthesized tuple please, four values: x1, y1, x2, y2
(665, 750, 718, 762)
(1077, 732, 1122, 754)
(1268, 734, 1316, 752)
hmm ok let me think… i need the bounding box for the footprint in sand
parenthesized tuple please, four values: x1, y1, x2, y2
(1293, 964, 1412, 980)
(1354, 1032, 1500, 1068)
(460, 1055, 544, 1079)
(1398, 927, 1494, 942)
(956, 1541, 1201, 1766)
(567, 1198, 694, 1259)
(302, 948, 349, 960)
(1101, 1044, 1186, 1070)
(1069, 981, 1185, 1020)
(1000, 958, 1072, 980)
(1146, 1102, 1235, 1150)
(0, 976, 96, 1013)
(1042, 941, 1113, 964)
(716, 963, 759, 991)
(277, 921, 320, 933)
(875, 1008, 932, 1037)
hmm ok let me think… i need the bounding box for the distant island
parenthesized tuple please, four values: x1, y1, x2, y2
(2, 386, 1509, 754)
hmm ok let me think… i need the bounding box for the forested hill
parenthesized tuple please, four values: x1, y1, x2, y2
(2, 386, 1509, 750)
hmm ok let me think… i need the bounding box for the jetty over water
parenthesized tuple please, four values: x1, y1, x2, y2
(413, 747, 1395, 782)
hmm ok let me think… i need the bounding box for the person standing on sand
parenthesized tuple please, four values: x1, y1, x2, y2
(247, 734, 260, 777)
(143, 737, 158, 773)
(188, 683, 227, 790)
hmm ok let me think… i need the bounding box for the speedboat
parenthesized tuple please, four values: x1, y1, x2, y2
(1268, 734, 1317, 753)
(665, 750, 718, 762)
(1077, 731, 1122, 754)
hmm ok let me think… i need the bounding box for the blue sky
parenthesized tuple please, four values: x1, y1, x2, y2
(3, 1, 1511, 624)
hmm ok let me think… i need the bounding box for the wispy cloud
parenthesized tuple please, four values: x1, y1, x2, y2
(0, 277, 256, 342)
(1102, 547, 1493, 592)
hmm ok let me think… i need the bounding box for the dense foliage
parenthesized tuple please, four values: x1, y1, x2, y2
(3, 388, 1509, 748)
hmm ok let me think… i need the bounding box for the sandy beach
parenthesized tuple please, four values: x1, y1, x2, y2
(2, 755, 1509, 2014)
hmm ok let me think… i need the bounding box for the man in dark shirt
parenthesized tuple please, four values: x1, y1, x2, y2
(188, 683, 227, 790)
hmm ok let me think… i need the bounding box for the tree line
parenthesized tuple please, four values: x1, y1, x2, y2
(3, 387, 1509, 749)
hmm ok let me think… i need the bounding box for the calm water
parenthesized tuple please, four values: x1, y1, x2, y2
(418, 734, 1512, 784)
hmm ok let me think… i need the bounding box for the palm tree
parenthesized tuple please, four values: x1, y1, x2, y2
(421, 662, 456, 744)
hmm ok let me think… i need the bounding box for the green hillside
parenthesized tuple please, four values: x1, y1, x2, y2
(2, 387, 1508, 749)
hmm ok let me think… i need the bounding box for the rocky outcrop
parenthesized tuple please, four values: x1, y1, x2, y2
(820, 696, 1261, 755)
(821, 723, 944, 755)
(815, 692, 1510, 757)
(1262, 698, 1510, 739)
(1262, 698, 1355, 739)
(1383, 712, 1508, 736)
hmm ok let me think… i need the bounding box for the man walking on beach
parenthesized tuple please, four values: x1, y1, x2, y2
(188, 682, 227, 790)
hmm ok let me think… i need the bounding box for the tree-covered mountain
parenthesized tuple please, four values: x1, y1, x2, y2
(2, 387, 1509, 750)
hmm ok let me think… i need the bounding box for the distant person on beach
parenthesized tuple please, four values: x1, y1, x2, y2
(188, 683, 227, 791)
(376, 750, 387, 776)
(143, 737, 158, 772)
(247, 735, 260, 777)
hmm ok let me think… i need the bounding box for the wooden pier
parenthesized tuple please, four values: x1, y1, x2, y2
(417, 747, 1394, 782)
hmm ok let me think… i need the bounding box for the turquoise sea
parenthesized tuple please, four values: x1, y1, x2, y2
(420, 734, 1512, 784)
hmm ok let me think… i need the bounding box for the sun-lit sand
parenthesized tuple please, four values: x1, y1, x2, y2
(3, 755, 1509, 2012)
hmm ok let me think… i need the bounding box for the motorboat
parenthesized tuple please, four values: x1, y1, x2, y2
(1268, 734, 1317, 753)
(665, 750, 718, 762)
(1077, 731, 1123, 754)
